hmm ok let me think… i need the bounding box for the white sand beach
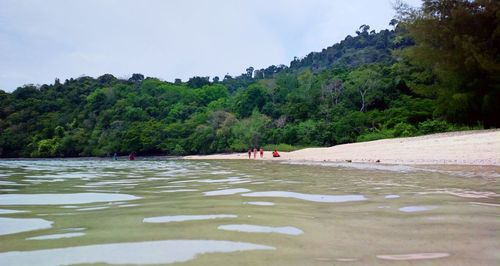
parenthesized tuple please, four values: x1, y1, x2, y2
(185, 130, 500, 166)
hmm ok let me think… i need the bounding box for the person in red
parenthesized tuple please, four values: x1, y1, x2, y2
(272, 150, 280, 157)
(253, 147, 257, 159)
(259, 147, 264, 158)
(129, 152, 136, 160)
(248, 149, 252, 159)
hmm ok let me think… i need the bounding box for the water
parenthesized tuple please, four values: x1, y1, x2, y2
(0, 159, 498, 265)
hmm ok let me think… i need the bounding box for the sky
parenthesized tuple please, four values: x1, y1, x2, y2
(0, 0, 422, 92)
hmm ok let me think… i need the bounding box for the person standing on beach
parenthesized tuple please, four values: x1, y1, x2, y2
(260, 147, 264, 158)
(248, 149, 252, 159)
(253, 147, 257, 159)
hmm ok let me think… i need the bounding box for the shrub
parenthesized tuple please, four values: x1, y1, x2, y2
(262, 143, 306, 152)
(393, 122, 417, 137)
(173, 144, 186, 156)
(417, 119, 450, 135)
(357, 129, 394, 142)
(229, 141, 248, 152)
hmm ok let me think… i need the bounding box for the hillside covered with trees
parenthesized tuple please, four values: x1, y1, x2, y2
(0, 0, 498, 158)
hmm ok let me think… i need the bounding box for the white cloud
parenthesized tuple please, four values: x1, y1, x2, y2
(0, 0, 423, 91)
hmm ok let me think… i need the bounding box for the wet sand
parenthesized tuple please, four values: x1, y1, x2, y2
(185, 130, 500, 166)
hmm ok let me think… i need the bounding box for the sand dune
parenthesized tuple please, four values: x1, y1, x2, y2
(185, 130, 500, 166)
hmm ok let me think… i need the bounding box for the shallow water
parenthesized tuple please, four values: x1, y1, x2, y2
(0, 159, 498, 265)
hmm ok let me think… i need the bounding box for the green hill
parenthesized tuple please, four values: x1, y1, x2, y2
(1, 1, 498, 158)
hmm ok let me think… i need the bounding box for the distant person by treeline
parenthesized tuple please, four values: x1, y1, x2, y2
(0, 0, 496, 158)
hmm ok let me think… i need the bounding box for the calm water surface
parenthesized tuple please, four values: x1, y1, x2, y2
(0, 159, 498, 265)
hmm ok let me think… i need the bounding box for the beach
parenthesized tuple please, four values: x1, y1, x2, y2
(185, 130, 500, 166)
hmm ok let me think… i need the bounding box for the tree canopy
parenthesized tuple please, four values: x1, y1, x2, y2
(395, 0, 500, 126)
(0, 0, 494, 158)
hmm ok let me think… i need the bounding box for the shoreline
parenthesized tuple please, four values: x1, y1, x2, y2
(184, 129, 500, 166)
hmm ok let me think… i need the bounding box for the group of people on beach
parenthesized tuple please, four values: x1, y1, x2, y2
(247, 147, 280, 159)
(114, 149, 279, 161)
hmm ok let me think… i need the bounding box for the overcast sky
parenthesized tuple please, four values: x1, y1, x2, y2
(0, 0, 422, 92)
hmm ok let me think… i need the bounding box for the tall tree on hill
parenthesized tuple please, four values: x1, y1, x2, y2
(395, 0, 500, 127)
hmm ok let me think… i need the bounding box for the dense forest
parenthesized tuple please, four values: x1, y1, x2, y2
(0, 0, 498, 158)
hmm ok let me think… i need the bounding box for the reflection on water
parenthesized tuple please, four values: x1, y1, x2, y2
(27, 232, 85, 240)
(0, 189, 18, 192)
(469, 202, 500, 207)
(218, 224, 303, 235)
(118, 203, 141, 208)
(0, 193, 140, 205)
(242, 191, 367, 203)
(399, 206, 437, 212)
(0, 181, 24, 186)
(0, 159, 498, 265)
(144, 214, 237, 223)
(418, 188, 499, 198)
(377, 252, 450, 260)
(204, 188, 251, 196)
(0, 240, 274, 265)
(0, 217, 52, 236)
(334, 257, 359, 262)
(244, 201, 275, 206)
(285, 161, 418, 173)
(161, 189, 199, 193)
(0, 209, 28, 214)
(76, 206, 110, 211)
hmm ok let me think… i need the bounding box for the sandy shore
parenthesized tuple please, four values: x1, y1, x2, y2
(185, 130, 500, 166)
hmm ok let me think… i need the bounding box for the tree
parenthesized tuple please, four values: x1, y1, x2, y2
(395, 0, 500, 126)
(321, 79, 343, 106)
(245, 67, 254, 78)
(356, 24, 370, 36)
(97, 74, 117, 85)
(187, 76, 210, 88)
(233, 84, 270, 118)
(346, 66, 384, 112)
(253, 69, 264, 79)
(229, 110, 271, 150)
(13, 85, 40, 100)
(129, 73, 144, 82)
(0, 19, 483, 158)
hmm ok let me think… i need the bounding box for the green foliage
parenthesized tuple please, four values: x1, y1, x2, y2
(229, 110, 271, 150)
(173, 144, 186, 155)
(232, 84, 270, 118)
(262, 144, 309, 152)
(0, 20, 489, 158)
(289, 28, 398, 72)
(393, 122, 416, 137)
(187, 76, 210, 88)
(357, 129, 395, 142)
(417, 119, 451, 135)
(395, 0, 500, 127)
(31, 138, 63, 157)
